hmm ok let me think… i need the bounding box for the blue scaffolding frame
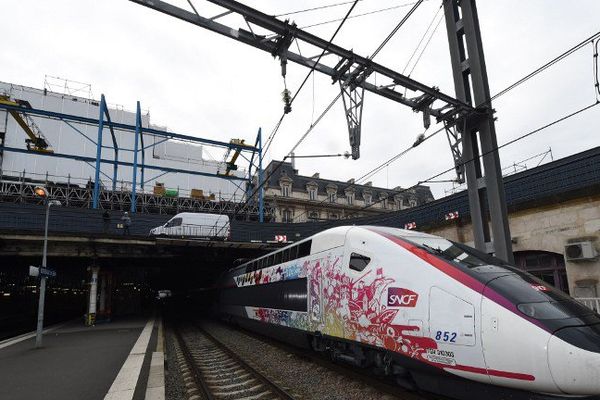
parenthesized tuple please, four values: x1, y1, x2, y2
(0, 94, 264, 217)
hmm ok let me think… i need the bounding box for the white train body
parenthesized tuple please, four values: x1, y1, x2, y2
(218, 226, 600, 398)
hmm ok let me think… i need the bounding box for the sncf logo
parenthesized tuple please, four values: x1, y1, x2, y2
(388, 288, 419, 307)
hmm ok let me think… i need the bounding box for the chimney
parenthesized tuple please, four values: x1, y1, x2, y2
(312, 172, 320, 178)
(290, 152, 296, 169)
(364, 181, 372, 187)
(347, 178, 355, 184)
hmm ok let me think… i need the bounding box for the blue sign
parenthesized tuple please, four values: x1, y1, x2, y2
(39, 267, 57, 278)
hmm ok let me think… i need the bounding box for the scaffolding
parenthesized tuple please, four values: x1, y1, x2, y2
(0, 91, 266, 218)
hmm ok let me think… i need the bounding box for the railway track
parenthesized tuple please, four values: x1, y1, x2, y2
(202, 320, 446, 400)
(173, 324, 297, 400)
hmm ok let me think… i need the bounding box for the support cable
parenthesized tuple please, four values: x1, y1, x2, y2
(292, 124, 441, 222)
(402, 4, 443, 75)
(345, 101, 600, 219)
(300, 1, 427, 30)
(240, 0, 424, 219)
(262, 1, 360, 156)
(488, 31, 600, 104)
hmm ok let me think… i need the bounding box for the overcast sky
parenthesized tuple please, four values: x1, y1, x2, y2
(2, 0, 600, 198)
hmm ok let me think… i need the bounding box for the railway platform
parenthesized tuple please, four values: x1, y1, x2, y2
(0, 316, 164, 400)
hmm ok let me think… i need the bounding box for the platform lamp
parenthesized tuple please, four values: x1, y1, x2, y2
(33, 186, 61, 348)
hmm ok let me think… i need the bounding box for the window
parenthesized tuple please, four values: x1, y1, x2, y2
(298, 240, 312, 258)
(289, 245, 298, 260)
(349, 252, 371, 272)
(281, 185, 290, 197)
(282, 209, 292, 223)
(274, 252, 282, 265)
(381, 200, 387, 209)
(309, 188, 317, 201)
(329, 193, 337, 203)
(282, 248, 290, 263)
(346, 193, 354, 205)
(166, 217, 182, 228)
(308, 211, 319, 221)
(364, 194, 372, 205)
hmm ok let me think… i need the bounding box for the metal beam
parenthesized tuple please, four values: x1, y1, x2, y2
(132, 102, 141, 213)
(0, 145, 247, 180)
(102, 101, 119, 191)
(444, 0, 513, 262)
(92, 95, 106, 209)
(129, 0, 475, 123)
(257, 127, 264, 223)
(0, 103, 257, 152)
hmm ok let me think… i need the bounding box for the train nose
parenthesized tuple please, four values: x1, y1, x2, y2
(547, 326, 600, 395)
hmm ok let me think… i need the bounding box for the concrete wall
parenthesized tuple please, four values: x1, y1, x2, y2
(428, 195, 600, 297)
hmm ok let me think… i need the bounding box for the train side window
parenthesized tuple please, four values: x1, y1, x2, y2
(274, 252, 282, 265)
(267, 255, 274, 268)
(349, 252, 371, 272)
(298, 240, 312, 258)
(289, 246, 298, 261)
(282, 249, 290, 263)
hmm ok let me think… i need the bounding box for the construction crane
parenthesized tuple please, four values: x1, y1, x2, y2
(219, 138, 245, 176)
(0, 95, 53, 153)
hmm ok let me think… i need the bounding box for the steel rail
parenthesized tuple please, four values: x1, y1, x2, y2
(174, 323, 296, 400)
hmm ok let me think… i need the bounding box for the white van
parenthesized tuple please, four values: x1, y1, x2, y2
(150, 212, 230, 239)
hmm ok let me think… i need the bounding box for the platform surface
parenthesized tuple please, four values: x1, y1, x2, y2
(0, 317, 152, 400)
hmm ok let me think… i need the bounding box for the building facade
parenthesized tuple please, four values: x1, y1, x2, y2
(261, 160, 434, 223)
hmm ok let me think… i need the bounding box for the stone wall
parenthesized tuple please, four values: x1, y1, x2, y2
(428, 195, 600, 297)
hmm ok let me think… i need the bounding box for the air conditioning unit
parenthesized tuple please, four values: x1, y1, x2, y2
(565, 241, 598, 261)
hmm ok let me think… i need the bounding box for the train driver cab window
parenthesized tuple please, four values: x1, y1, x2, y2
(349, 253, 371, 272)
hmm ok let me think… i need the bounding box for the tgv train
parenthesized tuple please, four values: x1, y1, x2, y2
(216, 226, 600, 399)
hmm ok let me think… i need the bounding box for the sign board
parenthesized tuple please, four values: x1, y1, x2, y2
(275, 235, 287, 243)
(40, 267, 57, 278)
(29, 266, 56, 278)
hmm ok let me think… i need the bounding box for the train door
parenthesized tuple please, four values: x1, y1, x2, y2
(429, 287, 488, 378)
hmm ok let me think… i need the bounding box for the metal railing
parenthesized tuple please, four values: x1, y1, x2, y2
(576, 298, 600, 313)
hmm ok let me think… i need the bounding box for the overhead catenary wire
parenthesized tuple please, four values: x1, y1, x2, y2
(275, 0, 367, 17)
(238, 1, 424, 219)
(300, 1, 427, 30)
(292, 123, 441, 222)
(234, 2, 360, 218)
(261, 0, 360, 156)
(402, 4, 443, 75)
(345, 100, 600, 220)
(487, 30, 600, 104)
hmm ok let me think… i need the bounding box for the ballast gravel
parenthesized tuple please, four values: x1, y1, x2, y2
(200, 320, 410, 400)
(165, 326, 202, 400)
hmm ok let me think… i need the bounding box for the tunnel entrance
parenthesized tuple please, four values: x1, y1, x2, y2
(0, 242, 272, 339)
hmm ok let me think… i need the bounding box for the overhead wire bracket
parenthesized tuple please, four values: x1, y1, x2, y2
(444, 119, 464, 184)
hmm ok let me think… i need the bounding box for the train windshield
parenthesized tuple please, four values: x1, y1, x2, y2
(404, 236, 513, 271)
(403, 235, 596, 321)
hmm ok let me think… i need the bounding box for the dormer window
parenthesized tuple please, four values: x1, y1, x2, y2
(380, 193, 389, 209)
(363, 192, 372, 206)
(281, 184, 291, 197)
(306, 181, 318, 201)
(346, 192, 354, 205)
(329, 192, 337, 203)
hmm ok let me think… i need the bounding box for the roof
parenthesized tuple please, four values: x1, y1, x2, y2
(232, 146, 600, 241)
(263, 160, 434, 203)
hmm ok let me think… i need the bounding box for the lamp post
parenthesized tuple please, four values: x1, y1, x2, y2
(34, 186, 61, 348)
